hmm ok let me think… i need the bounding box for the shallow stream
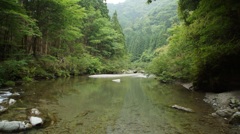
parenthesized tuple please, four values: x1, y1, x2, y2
(1, 75, 239, 133)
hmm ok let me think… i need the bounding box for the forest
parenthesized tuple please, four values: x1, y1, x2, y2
(147, 0, 240, 92)
(0, 0, 127, 87)
(109, 0, 240, 92)
(1, 0, 240, 92)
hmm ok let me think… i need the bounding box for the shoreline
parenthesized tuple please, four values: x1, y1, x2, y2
(181, 83, 240, 125)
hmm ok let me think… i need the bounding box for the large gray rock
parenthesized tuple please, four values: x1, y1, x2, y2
(215, 108, 237, 118)
(229, 112, 240, 125)
(0, 120, 32, 132)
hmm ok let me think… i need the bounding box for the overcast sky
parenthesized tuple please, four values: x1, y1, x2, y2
(106, 0, 126, 4)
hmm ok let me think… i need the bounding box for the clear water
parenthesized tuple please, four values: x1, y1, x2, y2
(3, 76, 239, 134)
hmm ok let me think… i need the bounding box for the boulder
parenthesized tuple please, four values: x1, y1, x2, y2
(229, 112, 240, 125)
(229, 98, 240, 109)
(215, 108, 236, 118)
(0, 120, 32, 132)
(29, 116, 43, 126)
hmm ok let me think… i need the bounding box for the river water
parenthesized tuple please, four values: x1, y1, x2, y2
(2, 75, 239, 133)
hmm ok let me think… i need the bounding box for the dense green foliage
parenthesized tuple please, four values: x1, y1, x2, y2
(108, 0, 178, 63)
(149, 0, 240, 91)
(0, 0, 127, 86)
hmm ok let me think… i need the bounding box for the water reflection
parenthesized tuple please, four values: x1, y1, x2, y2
(2, 76, 239, 133)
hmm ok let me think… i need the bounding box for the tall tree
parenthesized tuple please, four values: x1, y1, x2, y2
(111, 11, 126, 57)
(0, 0, 40, 60)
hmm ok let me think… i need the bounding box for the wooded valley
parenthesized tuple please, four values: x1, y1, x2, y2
(1, 0, 240, 92)
(109, 0, 240, 92)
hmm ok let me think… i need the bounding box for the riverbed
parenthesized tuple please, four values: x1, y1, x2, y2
(1, 75, 239, 133)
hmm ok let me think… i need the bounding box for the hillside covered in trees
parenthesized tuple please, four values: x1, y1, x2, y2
(148, 0, 240, 92)
(108, 0, 178, 62)
(109, 0, 240, 92)
(0, 0, 127, 86)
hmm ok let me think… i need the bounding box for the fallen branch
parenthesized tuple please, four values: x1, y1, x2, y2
(171, 104, 194, 113)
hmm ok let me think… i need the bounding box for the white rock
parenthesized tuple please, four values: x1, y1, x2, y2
(29, 116, 43, 126)
(12, 92, 20, 96)
(112, 79, 121, 83)
(9, 99, 16, 105)
(31, 108, 41, 115)
(0, 106, 8, 113)
(0, 121, 31, 132)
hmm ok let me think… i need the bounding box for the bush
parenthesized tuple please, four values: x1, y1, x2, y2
(4, 81, 15, 87)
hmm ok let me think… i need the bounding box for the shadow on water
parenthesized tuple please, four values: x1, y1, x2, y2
(3, 76, 239, 133)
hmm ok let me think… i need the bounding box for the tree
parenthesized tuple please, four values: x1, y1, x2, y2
(0, 0, 40, 60)
(149, 0, 240, 92)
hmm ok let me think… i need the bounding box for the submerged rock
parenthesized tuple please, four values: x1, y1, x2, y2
(215, 108, 237, 118)
(12, 92, 20, 96)
(31, 108, 41, 116)
(171, 105, 194, 113)
(181, 83, 194, 91)
(0, 120, 32, 132)
(29, 116, 43, 126)
(112, 79, 121, 83)
(0, 106, 8, 113)
(9, 98, 16, 106)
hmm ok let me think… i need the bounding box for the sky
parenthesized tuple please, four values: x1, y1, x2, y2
(106, 0, 126, 4)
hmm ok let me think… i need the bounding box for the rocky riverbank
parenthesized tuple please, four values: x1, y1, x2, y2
(181, 83, 240, 125)
(204, 91, 240, 125)
(0, 87, 49, 133)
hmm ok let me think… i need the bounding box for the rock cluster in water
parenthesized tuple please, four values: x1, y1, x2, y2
(0, 87, 44, 132)
(204, 91, 240, 125)
(0, 88, 19, 113)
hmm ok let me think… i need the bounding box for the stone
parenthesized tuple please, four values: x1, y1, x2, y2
(229, 98, 240, 108)
(29, 116, 43, 126)
(9, 98, 16, 106)
(211, 112, 218, 117)
(229, 112, 240, 125)
(31, 108, 41, 116)
(0, 120, 32, 132)
(12, 92, 20, 96)
(215, 109, 236, 118)
(0, 106, 8, 113)
(112, 79, 121, 83)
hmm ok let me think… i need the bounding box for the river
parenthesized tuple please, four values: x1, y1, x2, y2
(1, 75, 239, 133)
